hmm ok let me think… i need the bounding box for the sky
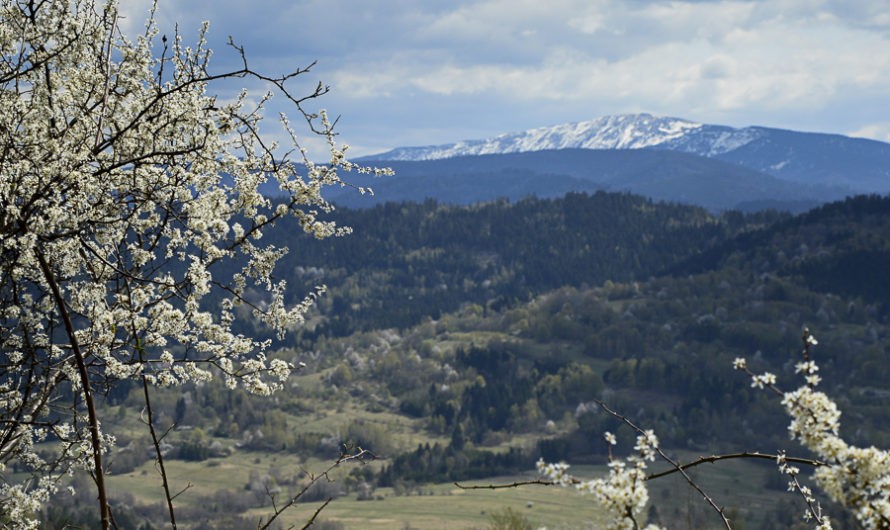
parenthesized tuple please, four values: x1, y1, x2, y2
(119, 0, 890, 158)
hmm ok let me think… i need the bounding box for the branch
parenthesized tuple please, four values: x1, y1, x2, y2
(647, 451, 825, 481)
(783, 458, 829, 527)
(458, 453, 823, 491)
(256, 448, 376, 530)
(298, 498, 332, 530)
(35, 250, 110, 530)
(170, 482, 193, 502)
(454, 479, 558, 490)
(139, 370, 178, 529)
(597, 400, 734, 530)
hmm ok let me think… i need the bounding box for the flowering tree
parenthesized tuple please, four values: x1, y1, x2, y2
(0, 1, 387, 528)
(538, 329, 890, 530)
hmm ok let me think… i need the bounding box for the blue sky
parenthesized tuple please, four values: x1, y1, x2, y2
(121, 0, 890, 157)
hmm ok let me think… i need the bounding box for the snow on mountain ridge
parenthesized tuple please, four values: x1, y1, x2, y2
(365, 113, 765, 161)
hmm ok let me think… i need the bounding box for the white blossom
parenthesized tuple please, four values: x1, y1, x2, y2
(751, 372, 777, 389)
(756, 347, 890, 530)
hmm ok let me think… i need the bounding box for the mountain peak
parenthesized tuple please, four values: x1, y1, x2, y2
(362, 113, 761, 161)
(356, 114, 890, 195)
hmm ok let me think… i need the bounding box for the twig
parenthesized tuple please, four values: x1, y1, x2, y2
(256, 448, 376, 530)
(299, 498, 332, 530)
(139, 379, 179, 529)
(647, 451, 825, 480)
(170, 482, 193, 502)
(454, 479, 558, 490)
(597, 400, 734, 530)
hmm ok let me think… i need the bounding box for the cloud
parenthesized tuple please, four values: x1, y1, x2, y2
(849, 123, 890, 143)
(114, 0, 890, 154)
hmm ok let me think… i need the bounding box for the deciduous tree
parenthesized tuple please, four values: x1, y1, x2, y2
(0, 1, 387, 527)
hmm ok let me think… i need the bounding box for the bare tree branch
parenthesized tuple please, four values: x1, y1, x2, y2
(257, 449, 376, 530)
(647, 451, 825, 481)
(454, 479, 559, 490)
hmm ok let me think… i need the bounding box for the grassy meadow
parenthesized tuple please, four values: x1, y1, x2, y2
(104, 444, 801, 529)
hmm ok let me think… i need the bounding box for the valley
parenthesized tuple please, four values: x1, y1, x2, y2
(43, 192, 890, 529)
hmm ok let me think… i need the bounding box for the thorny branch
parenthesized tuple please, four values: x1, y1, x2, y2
(256, 448, 377, 530)
(454, 478, 559, 490)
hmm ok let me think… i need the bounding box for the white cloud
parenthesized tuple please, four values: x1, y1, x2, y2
(849, 123, 890, 143)
(116, 0, 158, 36)
(111, 0, 890, 154)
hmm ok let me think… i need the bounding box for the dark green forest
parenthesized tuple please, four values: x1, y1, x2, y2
(261, 192, 786, 337)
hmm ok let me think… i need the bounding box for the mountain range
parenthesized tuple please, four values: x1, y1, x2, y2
(334, 114, 890, 211)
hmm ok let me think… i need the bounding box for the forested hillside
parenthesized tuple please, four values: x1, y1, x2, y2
(258, 192, 785, 339)
(670, 193, 890, 306)
(50, 191, 890, 529)
(296, 194, 890, 458)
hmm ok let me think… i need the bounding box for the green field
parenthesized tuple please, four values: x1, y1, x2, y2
(250, 480, 607, 529)
(110, 456, 606, 529)
(104, 445, 810, 529)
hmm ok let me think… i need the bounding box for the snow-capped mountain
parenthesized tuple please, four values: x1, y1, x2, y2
(338, 113, 890, 211)
(362, 114, 762, 161)
(360, 113, 890, 193)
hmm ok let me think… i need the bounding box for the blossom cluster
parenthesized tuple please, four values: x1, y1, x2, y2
(538, 430, 665, 530)
(739, 331, 890, 530)
(781, 383, 890, 529)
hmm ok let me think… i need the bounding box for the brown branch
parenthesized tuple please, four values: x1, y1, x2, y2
(454, 479, 558, 490)
(257, 449, 375, 530)
(647, 452, 825, 481)
(35, 250, 110, 530)
(140, 373, 178, 528)
(170, 482, 193, 502)
(298, 498, 332, 530)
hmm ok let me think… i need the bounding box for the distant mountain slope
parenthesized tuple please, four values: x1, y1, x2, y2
(712, 127, 890, 191)
(360, 114, 747, 159)
(335, 148, 845, 211)
(359, 113, 890, 194)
